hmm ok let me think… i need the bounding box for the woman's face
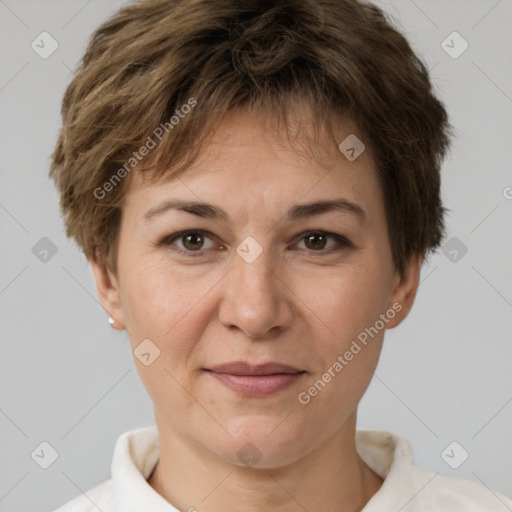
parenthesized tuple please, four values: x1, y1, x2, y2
(93, 107, 420, 468)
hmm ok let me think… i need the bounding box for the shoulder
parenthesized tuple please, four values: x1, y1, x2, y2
(51, 479, 116, 512)
(412, 467, 512, 511)
(51, 424, 161, 511)
(365, 462, 512, 511)
(357, 431, 512, 512)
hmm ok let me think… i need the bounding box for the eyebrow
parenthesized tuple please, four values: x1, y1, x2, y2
(143, 198, 366, 223)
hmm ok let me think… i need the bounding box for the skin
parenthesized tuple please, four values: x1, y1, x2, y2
(91, 105, 422, 512)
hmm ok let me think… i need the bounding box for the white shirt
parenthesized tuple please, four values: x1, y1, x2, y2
(53, 425, 512, 511)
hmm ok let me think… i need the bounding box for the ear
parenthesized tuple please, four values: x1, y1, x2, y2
(90, 255, 126, 331)
(384, 252, 423, 329)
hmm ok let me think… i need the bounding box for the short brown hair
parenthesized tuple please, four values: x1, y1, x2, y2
(49, 0, 454, 277)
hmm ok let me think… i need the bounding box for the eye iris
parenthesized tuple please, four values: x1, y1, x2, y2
(176, 232, 335, 253)
(183, 232, 204, 251)
(305, 233, 327, 250)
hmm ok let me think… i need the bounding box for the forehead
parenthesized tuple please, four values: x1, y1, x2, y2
(124, 106, 382, 223)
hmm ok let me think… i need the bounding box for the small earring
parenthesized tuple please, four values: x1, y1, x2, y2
(108, 316, 115, 326)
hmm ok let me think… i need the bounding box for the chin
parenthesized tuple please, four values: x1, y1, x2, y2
(210, 415, 310, 469)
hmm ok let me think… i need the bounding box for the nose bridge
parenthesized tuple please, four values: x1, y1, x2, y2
(235, 241, 276, 295)
(219, 238, 292, 338)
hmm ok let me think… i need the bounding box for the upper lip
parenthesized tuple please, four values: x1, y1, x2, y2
(207, 362, 304, 376)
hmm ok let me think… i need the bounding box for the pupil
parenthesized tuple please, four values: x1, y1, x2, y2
(185, 233, 202, 250)
(181, 233, 327, 252)
(307, 233, 325, 250)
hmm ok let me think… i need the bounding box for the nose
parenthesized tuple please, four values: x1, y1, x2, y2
(218, 245, 294, 340)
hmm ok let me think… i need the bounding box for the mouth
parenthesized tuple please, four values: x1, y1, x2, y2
(204, 362, 306, 397)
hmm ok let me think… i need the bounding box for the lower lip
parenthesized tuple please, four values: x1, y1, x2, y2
(207, 371, 305, 397)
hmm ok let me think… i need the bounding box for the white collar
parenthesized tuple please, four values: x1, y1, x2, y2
(108, 425, 512, 511)
(110, 425, 414, 511)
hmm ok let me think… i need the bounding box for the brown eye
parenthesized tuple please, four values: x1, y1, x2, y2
(181, 232, 206, 251)
(304, 233, 329, 250)
(296, 231, 352, 254)
(158, 229, 352, 258)
(160, 230, 216, 256)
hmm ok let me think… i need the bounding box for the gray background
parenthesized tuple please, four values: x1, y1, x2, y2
(1, 0, 511, 510)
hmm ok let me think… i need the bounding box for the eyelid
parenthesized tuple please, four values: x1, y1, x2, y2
(158, 229, 352, 257)
(158, 229, 220, 256)
(296, 229, 352, 245)
(292, 230, 353, 256)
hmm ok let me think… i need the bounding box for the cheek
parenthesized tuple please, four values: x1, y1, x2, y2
(122, 260, 200, 336)
(120, 266, 207, 414)
(120, 262, 222, 386)
(291, 257, 390, 407)
(300, 260, 391, 343)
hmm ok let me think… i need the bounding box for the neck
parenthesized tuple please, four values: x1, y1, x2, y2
(147, 411, 383, 512)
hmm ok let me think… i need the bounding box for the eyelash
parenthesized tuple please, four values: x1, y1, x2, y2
(157, 229, 353, 258)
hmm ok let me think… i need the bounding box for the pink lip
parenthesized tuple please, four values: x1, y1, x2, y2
(208, 362, 302, 375)
(205, 362, 305, 397)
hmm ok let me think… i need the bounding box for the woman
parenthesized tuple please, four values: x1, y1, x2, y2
(49, 0, 512, 510)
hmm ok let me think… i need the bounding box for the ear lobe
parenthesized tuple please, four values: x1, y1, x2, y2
(90, 258, 126, 331)
(385, 252, 423, 329)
